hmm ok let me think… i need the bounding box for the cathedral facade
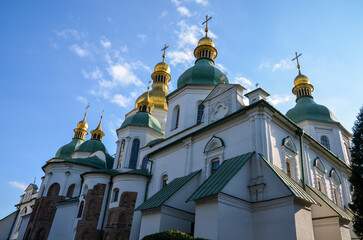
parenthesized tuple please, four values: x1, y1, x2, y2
(1, 18, 357, 240)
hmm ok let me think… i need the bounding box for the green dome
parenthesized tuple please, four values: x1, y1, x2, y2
(121, 112, 163, 134)
(177, 58, 228, 89)
(286, 96, 338, 123)
(76, 139, 109, 154)
(55, 138, 84, 158)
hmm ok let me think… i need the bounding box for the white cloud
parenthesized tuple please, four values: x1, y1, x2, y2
(137, 34, 147, 42)
(9, 181, 27, 191)
(69, 44, 89, 57)
(195, 0, 208, 6)
(168, 50, 194, 66)
(55, 29, 80, 40)
(167, 20, 205, 66)
(76, 96, 88, 105)
(177, 6, 191, 17)
(258, 62, 270, 70)
(120, 45, 128, 53)
(108, 63, 144, 87)
(108, 118, 124, 138)
(268, 94, 293, 105)
(107, 16, 112, 22)
(234, 76, 254, 87)
(216, 63, 228, 73)
(111, 94, 133, 108)
(82, 67, 103, 80)
(159, 10, 168, 18)
(272, 59, 294, 71)
(130, 60, 152, 73)
(100, 36, 111, 48)
(171, 0, 181, 6)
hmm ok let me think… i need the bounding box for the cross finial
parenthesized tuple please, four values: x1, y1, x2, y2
(292, 52, 302, 75)
(33, 177, 36, 184)
(202, 15, 212, 37)
(148, 80, 151, 91)
(161, 44, 169, 63)
(101, 109, 104, 119)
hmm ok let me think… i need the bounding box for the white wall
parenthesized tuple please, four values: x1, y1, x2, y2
(48, 202, 78, 240)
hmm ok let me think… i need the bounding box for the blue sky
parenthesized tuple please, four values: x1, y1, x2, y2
(0, 0, 362, 218)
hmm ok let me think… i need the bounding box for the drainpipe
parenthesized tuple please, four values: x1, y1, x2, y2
(98, 180, 112, 240)
(297, 129, 306, 190)
(144, 158, 153, 202)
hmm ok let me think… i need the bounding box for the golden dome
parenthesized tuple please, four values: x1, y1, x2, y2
(154, 62, 171, 74)
(198, 36, 215, 47)
(294, 74, 310, 86)
(77, 118, 88, 131)
(135, 88, 168, 111)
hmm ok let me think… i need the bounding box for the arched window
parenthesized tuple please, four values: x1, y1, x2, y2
(77, 201, 84, 218)
(333, 188, 341, 207)
(161, 174, 168, 189)
(286, 161, 292, 177)
(117, 140, 125, 168)
(47, 183, 60, 197)
(317, 178, 325, 193)
(320, 136, 330, 150)
(141, 156, 149, 170)
(129, 139, 140, 169)
(66, 184, 75, 198)
(197, 103, 204, 124)
(112, 188, 119, 202)
(211, 158, 220, 174)
(172, 105, 180, 129)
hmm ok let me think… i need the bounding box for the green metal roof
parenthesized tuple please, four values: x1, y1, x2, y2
(177, 58, 229, 89)
(120, 111, 163, 134)
(76, 139, 109, 154)
(286, 96, 338, 124)
(306, 184, 351, 221)
(56, 197, 79, 207)
(187, 152, 254, 202)
(135, 170, 201, 211)
(65, 156, 105, 169)
(260, 154, 319, 205)
(55, 138, 84, 158)
(146, 138, 164, 147)
(105, 153, 114, 169)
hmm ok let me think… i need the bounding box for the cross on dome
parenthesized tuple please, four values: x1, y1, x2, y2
(161, 44, 169, 62)
(202, 15, 212, 37)
(292, 52, 302, 75)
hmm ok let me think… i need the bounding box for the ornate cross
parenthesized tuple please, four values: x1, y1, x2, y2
(292, 52, 302, 74)
(161, 44, 169, 62)
(84, 103, 90, 116)
(202, 15, 212, 36)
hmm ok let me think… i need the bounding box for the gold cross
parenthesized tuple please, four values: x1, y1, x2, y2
(202, 15, 212, 37)
(85, 103, 90, 116)
(292, 52, 302, 74)
(161, 44, 169, 62)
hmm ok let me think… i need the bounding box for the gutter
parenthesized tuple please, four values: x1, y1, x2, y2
(144, 158, 153, 202)
(297, 129, 306, 190)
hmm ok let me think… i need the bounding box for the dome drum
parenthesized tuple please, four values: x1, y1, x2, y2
(194, 44, 218, 60)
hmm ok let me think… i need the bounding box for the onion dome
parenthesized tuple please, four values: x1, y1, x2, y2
(136, 87, 154, 113)
(135, 44, 171, 111)
(75, 139, 109, 154)
(90, 113, 105, 141)
(286, 97, 338, 123)
(120, 112, 163, 134)
(73, 105, 89, 140)
(177, 15, 228, 89)
(55, 107, 90, 158)
(286, 52, 338, 123)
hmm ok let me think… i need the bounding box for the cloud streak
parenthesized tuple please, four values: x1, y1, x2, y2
(9, 181, 27, 191)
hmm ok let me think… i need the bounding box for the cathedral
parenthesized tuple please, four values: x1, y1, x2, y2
(0, 17, 357, 240)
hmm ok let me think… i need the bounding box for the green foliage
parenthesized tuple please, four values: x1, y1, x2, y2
(349, 106, 363, 238)
(141, 230, 208, 240)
